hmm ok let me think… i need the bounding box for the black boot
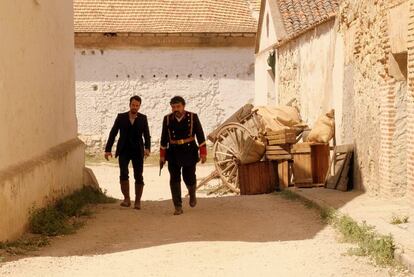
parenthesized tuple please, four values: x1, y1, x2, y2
(134, 183, 144, 210)
(120, 180, 131, 207)
(174, 206, 183, 215)
(170, 181, 183, 215)
(188, 185, 197, 208)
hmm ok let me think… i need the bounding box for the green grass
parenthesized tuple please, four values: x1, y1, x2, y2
(390, 215, 409, 225)
(29, 186, 116, 236)
(335, 215, 395, 265)
(275, 190, 397, 266)
(0, 186, 115, 259)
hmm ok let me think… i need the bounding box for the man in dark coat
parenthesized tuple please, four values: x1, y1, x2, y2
(159, 96, 207, 215)
(105, 95, 151, 209)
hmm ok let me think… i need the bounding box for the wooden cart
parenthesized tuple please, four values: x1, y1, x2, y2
(208, 104, 263, 193)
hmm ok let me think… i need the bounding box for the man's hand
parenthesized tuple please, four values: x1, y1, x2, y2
(144, 149, 150, 158)
(201, 155, 207, 164)
(104, 152, 113, 161)
(160, 156, 166, 165)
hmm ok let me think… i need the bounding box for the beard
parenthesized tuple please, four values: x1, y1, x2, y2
(130, 109, 138, 114)
(174, 111, 183, 117)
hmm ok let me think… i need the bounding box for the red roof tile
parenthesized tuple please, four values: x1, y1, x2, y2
(74, 0, 259, 33)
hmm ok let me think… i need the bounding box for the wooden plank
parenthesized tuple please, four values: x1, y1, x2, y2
(266, 149, 291, 155)
(291, 143, 311, 151)
(266, 145, 291, 155)
(277, 160, 290, 190)
(266, 144, 292, 151)
(311, 144, 330, 183)
(266, 129, 296, 136)
(266, 154, 292, 160)
(266, 134, 296, 140)
(239, 161, 278, 195)
(267, 137, 296, 145)
(326, 158, 345, 189)
(335, 144, 354, 154)
(195, 170, 219, 191)
(336, 152, 352, 191)
(295, 182, 315, 188)
(292, 144, 312, 187)
(265, 129, 297, 145)
(325, 145, 354, 190)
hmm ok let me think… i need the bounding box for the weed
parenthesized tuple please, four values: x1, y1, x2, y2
(390, 215, 409, 225)
(0, 236, 49, 255)
(29, 186, 115, 236)
(334, 215, 396, 265)
(303, 198, 318, 209)
(275, 190, 397, 266)
(319, 207, 337, 224)
(29, 206, 75, 236)
(0, 186, 114, 257)
(277, 190, 301, 201)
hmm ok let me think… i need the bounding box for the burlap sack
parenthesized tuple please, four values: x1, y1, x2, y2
(307, 110, 335, 143)
(239, 136, 266, 164)
(256, 106, 303, 133)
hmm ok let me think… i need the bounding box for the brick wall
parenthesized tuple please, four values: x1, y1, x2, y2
(339, 0, 410, 198)
(272, 0, 412, 199)
(407, 0, 414, 205)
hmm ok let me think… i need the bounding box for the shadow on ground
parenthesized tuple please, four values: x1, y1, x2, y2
(10, 193, 329, 259)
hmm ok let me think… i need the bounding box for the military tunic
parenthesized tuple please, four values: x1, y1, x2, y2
(160, 111, 206, 208)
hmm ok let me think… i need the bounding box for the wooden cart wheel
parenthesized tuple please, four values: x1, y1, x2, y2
(212, 123, 254, 193)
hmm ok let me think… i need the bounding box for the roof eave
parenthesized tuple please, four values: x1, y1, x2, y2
(257, 14, 337, 54)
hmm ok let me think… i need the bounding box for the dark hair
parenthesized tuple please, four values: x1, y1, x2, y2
(130, 95, 142, 104)
(170, 96, 186, 105)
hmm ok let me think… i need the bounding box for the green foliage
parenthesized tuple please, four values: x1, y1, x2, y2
(390, 215, 409, 225)
(275, 190, 396, 266)
(319, 207, 337, 224)
(29, 186, 115, 236)
(29, 206, 74, 236)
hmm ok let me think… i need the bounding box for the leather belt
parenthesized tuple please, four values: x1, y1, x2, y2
(170, 137, 195, 145)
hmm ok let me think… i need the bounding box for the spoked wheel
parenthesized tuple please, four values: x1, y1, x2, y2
(212, 123, 254, 193)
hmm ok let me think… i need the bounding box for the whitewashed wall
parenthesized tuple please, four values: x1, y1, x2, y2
(0, 0, 85, 241)
(75, 47, 255, 154)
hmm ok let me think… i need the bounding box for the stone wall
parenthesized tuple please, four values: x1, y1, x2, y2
(407, 0, 414, 206)
(0, 0, 85, 241)
(263, 0, 412, 198)
(338, 0, 410, 197)
(75, 47, 255, 155)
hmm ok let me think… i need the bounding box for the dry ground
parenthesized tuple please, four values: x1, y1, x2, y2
(0, 164, 405, 276)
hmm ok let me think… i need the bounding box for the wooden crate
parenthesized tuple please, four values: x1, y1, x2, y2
(311, 144, 330, 183)
(277, 160, 291, 190)
(266, 144, 292, 161)
(291, 143, 313, 187)
(239, 161, 278, 195)
(291, 143, 330, 187)
(266, 129, 296, 145)
(266, 144, 292, 154)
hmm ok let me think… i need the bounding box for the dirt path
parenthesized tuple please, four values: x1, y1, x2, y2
(0, 164, 400, 276)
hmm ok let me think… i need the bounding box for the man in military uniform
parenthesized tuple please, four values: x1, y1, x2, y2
(105, 95, 151, 209)
(160, 96, 207, 215)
